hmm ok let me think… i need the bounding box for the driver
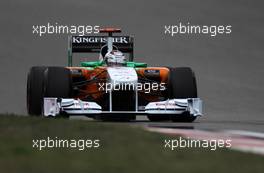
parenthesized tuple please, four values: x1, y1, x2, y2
(104, 50, 127, 66)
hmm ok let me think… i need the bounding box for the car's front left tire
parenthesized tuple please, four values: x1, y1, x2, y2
(168, 67, 198, 122)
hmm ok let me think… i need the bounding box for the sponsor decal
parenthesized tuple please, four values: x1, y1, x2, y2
(72, 36, 129, 44)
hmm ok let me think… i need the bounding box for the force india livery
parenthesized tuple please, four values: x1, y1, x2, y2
(27, 28, 202, 122)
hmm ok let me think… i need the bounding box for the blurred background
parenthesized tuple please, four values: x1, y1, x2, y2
(0, 0, 264, 125)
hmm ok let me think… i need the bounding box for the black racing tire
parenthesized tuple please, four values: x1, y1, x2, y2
(169, 67, 198, 122)
(168, 67, 197, 99)
(170, 112, 197, 122)
(27, 66, 47, 116)
(44, 67, 72, 98)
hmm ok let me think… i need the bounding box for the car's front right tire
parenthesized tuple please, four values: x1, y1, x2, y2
(27, 66, 72, 116)
(43, 67, 72, 98)
(27, 66, 47, 116)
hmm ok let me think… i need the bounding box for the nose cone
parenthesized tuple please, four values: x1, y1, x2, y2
(107, 67, 138, 86)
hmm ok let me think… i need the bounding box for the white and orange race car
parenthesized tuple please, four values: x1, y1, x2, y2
(27, 28, 202, 122)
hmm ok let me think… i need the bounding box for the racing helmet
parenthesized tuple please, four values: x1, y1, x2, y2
(104, 50, 126, 66)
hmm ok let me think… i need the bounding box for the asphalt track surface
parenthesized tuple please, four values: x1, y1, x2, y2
(1, 0, 264, 132)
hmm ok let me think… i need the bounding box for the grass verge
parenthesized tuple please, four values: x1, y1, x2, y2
(0, 115, 263, 173)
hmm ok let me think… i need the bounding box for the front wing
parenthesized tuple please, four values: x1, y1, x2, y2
(43, 97, 202, 117)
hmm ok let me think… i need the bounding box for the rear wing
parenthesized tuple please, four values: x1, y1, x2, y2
(68, 35, 134, 66)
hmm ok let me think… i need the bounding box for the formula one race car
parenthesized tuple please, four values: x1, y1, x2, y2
(27, 28, 202, 122)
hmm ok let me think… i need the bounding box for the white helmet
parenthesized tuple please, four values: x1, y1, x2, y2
(104, 50, 126, 66)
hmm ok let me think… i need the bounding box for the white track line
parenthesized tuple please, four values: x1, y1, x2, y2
(223, 130, 264, 139)
(145, 127, 264, 156)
